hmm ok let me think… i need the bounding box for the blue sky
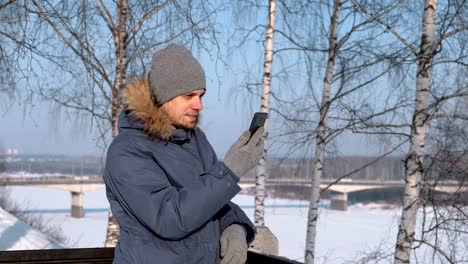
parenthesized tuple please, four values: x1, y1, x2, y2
(0, 45, 390, 158)
(0, 69, 251, 157)
(0, 99, 386, 158)
(0, 2, 393, 158)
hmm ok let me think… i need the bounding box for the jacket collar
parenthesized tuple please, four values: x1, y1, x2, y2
(171, 128, 192, 144)
(120, 76, 176, 141)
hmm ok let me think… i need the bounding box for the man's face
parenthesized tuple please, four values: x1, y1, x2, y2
(161, 89, 205, 129)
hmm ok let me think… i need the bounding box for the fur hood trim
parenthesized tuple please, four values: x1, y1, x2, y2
(121, 76, 174, 140)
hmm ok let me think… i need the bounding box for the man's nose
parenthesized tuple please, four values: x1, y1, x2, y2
(192, 97, 203, 110)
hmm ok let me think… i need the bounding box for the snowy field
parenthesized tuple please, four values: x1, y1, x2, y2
(3, 186, 467, 263)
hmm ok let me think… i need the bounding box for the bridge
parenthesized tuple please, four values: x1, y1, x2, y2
(0, 176, 104, 218)
(239, 178, 465, 210)
(1, 175, 465, 217)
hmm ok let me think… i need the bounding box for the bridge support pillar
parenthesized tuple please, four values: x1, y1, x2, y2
(330, 193, 348, 211)
(71, 191, 84, 218)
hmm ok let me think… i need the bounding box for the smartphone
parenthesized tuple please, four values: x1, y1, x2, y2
(249, 112, 268, 135)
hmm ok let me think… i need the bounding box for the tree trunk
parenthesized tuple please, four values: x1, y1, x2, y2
(105, 0, 128, 248)
(394, 0, 437, 263)
(255, 0, 276, 226)
(304, 0, 340, 263)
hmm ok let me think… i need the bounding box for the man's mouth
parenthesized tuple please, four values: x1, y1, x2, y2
(186, 114, 198, 122)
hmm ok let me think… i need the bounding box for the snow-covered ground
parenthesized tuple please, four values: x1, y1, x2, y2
(3, 186, 467, 263)
(0, 207, 63, 250)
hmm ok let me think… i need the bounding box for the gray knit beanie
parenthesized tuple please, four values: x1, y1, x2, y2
(150, 44, 206, 104)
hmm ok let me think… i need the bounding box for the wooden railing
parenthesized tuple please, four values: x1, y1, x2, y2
(0, 248, 302, 264)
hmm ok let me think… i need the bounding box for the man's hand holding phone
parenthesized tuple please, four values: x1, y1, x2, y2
(223, 112, 267, 178)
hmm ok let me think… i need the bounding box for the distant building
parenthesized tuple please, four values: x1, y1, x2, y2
(6, 149, 18, 155)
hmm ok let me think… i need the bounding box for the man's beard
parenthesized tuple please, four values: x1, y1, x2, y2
(175, 112, 202, 129)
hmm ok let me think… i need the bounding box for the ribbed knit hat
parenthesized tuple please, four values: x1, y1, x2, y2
(149, 44, 206, 104)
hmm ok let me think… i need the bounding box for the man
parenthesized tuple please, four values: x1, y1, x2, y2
(104, 44, 264, 264)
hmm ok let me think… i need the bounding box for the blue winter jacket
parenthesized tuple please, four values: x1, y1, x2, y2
(103, 77, 255, 264)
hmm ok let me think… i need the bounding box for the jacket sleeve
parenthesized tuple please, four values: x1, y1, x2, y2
(104, 141, 241, 240)
(195, 129, 256, 243)
(218, 202, 256, 243)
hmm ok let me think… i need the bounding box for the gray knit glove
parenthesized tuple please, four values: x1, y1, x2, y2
(220, 224, 248, 264)
(223, 127, 265, 178)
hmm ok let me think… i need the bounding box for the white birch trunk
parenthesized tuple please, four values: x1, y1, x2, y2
(105, 0, 128, 247)
(255, 0, 276, 226)
(304, 0, 340, 263)
(394, 0, 437, 263)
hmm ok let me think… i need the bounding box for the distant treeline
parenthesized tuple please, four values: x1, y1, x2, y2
(1, 154, 465, 181)
(244, 154, 467, 181)
(241, 156, 406, 181)
(1, 154, 405, 179)
(0, 155, 105, 176)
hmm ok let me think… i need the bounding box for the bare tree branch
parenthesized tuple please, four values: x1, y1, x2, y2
(26, 0, 113, 88)
(428, 113, 468, 121)
(350, 0, 418, 55)
(95, 0, 116, 35)
(127, 0, 173, 44)
(0, 0, 15, 10)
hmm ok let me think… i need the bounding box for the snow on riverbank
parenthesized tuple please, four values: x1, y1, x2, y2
(0, 207, 63, 250)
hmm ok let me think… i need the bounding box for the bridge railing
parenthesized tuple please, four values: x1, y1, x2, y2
(0, 175, 104, 185)
(0, 248, 302, 264)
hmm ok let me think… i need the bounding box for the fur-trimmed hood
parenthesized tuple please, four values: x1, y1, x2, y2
(120, 76, 174, 140)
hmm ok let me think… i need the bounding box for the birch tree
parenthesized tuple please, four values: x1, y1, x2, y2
(353, 0, 467, 262)
(255, 0, 277, 227)
(303, 2, 341, 262)
(228, 0, 278, 229)
(394, 2, 439, 262)
(300, 1, 410, 262)
(11, 0, 223, 247)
